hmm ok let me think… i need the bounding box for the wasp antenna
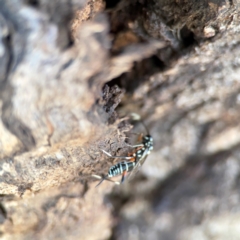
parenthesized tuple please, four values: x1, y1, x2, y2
(130, 113, 149, 135)
(140, 120, 150, 135)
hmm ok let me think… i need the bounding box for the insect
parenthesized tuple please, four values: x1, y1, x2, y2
(93, 115, 153, 186)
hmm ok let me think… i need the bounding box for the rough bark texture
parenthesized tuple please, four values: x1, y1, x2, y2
(0, 0, 240, 239)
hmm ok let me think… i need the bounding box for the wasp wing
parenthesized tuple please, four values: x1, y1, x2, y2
(126, 148, 150, 181)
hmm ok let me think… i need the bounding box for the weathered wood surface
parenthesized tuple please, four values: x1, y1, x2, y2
(0, 0, 240, 239)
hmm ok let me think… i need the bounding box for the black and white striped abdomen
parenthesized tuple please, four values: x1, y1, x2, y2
(108, 161, 136, 177)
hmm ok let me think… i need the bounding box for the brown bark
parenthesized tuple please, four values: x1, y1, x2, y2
(0, 0, 239, 239)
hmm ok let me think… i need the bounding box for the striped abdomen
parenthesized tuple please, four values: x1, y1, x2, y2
(108, 161, 136, 178)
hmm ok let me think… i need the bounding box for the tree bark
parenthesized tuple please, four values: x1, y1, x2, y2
(0, 0, 239, 239)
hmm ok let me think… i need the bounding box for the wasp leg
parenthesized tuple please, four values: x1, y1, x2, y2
(101, 149, 133, 160)
(121, 171, 128, 183)
(92, 175, 120, 187)
(95, 175, 108, 187)
(125, 143, 144, 148)
(96, 179, 104, 187)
